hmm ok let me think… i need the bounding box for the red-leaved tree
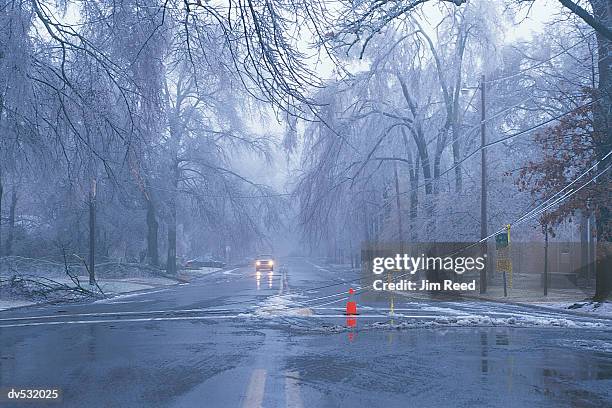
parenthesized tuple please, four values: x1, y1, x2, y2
(516, 92, 611, 299)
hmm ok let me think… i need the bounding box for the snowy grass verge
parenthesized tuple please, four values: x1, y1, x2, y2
(531, 301, 612, 318)
(0, 256, 188, 311)
(52, 276, 179, 295)
(0, 274, 180, 311)
(179, 267, 223, 278)
(0, 299, 35, 311)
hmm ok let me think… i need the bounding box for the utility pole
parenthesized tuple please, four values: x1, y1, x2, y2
(393, 160, 403, 244)
(480, 74, 488, 294)
(544, 225, 549, 296)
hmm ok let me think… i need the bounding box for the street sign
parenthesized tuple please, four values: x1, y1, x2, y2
(496, 257, 512, 272)
(495, 225, 513, 295)
(495, 232, 508, 249)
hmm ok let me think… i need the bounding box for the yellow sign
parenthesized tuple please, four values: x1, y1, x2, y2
(496, 258, 512, 272)
(495, 225, 513, 289)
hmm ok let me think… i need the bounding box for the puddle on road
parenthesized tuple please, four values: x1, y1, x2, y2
(281, 327, 612, 408)
(558, 338, 612, 353)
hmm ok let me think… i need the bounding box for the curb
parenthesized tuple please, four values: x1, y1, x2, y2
(389, 288, 612, 321)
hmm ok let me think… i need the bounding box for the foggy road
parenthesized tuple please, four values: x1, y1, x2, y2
(1, 258, 611, 408)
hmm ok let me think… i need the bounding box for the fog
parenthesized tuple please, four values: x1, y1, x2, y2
(0, 0, 609, 297)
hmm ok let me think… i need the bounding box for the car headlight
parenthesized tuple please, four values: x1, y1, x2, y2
(269, 260, 274, 266)
(256, 261, 261, 266)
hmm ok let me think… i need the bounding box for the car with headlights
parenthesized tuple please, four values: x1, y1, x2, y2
(255, 255, 274, 271)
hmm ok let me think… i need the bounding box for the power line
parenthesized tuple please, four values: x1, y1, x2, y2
(423, 95, 537, 149)
(514, 157, 611, 227)
(515, 150, 612, 224)
(283, 151, 612, 306)
(388, 99, 598, 201)
(484, 98, 599, 149)
(484, 33, 595, 85)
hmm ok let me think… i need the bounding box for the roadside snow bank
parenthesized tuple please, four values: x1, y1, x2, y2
(1, 256, 184, 310)
(0, 274, 104, 310)
(52, 276, 178, 295)
(317, 314, 606, 333)
(180, 267, 222, 277)
(0, 273, 179, 311)
(434, 315, 606, 329)
(0, 299, 34, 311)
(559, 339, 612, 353)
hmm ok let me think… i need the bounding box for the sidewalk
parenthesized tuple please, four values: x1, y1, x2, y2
(467, 286, 591, 303)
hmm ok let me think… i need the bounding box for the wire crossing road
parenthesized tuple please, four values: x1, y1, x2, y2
(1, 258, 611, 407)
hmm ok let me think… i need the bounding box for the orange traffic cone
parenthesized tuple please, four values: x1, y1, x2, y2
(346, 288, 357, 315)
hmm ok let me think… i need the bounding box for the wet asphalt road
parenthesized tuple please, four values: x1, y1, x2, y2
(1, 257, 611, 407)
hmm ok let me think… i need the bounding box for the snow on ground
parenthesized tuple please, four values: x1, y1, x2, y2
(532, 301, 612, 318)
(93, 288, 171, 304)
(0, 256, 188, 310)
(253, 294, 313, 317)
(222, 268, 239, 275)
(0, 257, 228, 311)
(364, 315, 607, 330)
(559, 338, 612, 353)
(181, 267, 222, 276)
(0, 275, 180, 311)
(0, 299, 34, 311)
(316, 313, 608, 333)
(51, 276, 179, 295)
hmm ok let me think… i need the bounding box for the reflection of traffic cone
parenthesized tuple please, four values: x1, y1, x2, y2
(346, 288, 357, 315)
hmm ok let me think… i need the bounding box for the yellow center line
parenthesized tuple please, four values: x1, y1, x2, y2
(285, 371, 304, 408)
(278, 270, 285, 295)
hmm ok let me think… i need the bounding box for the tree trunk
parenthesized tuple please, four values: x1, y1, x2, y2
(396, 80, 433, 195)
(0, 172, 3, 257)
(0, 88, 3, 256)
(450, 25, 468, 194)
(88, 179, 97, 285)
(393, 161, 403, 243)
(363, 203, 370, 242)
(5, 184, 18, 255)
(166, 160, 179, 276)
(591, 0, 611, 300)
(433, 126, 449, 193)
(400, 128, 419, 240)
(410, 156, 420, 240)
(451, 121, 463, 192)
(146, 197, 159, 266)
(580, 213, 590, 280)
(166, 211, 177, 275)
